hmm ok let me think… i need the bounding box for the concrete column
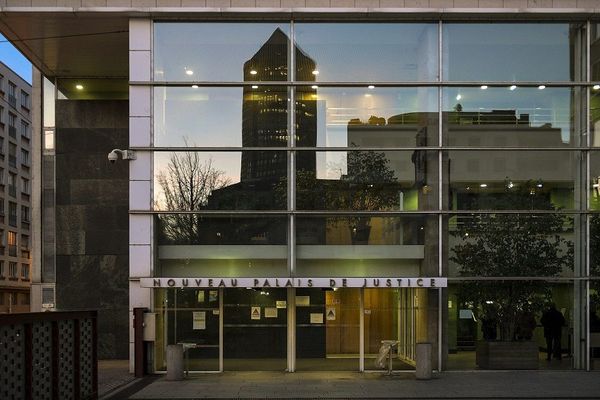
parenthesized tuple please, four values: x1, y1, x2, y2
(129, 17, 153, 374)
(31, 67, 43, 312)
(415, 343, 432, 380)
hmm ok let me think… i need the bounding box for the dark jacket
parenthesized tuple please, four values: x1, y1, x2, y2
(541, 308, 565, 338)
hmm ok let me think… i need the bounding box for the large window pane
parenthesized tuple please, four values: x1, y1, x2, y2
(296, 87, 438, 148)
(447, 214, 575, 277)
(154, 23, 290, 82)
(154, 151, 287, 210)
(443, 87, 581, 147)
(294, 23, 438, 82)
(447, 281, 577, 370)
(154, 86, 288, 147)
(156, 215, 288, 277)
(447, 151, 580, 211)
(296, 215, 438, 278)
(296, 150, 438, 211)
(444, 23, 585, 82)
(157, 215, 287, 246)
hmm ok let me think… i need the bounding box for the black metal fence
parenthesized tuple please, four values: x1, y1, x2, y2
(0, 311, 98, 400)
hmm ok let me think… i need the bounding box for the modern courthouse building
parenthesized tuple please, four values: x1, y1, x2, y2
(2, 0, 600, 373)
(0, 61, 32, 314)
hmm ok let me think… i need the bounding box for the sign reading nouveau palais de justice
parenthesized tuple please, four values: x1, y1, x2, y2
(140, 277, 447, 289)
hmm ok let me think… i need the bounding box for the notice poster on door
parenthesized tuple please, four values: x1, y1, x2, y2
(265, 307, 278, 318)
(296, 296, 310, 306)
(310, 313, 324, 324)
(192, 311, 206, 330)
(251, 306, 261, 320)
(326, 307, 336, 321)
(209, 290, 218, 302)
(276, 300, 287, 309)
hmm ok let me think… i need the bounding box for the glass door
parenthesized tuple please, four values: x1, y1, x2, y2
(296, 288, 361, 370)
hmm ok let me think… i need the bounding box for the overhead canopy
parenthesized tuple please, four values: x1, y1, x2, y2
(0, 11, 129, 78)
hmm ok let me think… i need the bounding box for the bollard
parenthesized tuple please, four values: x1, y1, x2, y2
(166, 344, 184, 381)
(415, 342, 432, 380)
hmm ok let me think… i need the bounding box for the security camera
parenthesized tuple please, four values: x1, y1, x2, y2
(108, 150, 119, 164)
(107, 149, 136, 163)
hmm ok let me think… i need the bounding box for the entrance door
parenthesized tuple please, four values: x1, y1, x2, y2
(155, 288, 220, 372)
(296, 288, 361, 370)
(223, 288, 287, 370)
(364, 288, 420, 371)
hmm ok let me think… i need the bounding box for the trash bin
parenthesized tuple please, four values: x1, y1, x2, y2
(166, 344, 184, 381)
(415, 342, 432, 380)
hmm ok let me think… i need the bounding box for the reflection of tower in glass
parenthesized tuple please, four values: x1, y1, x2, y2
(241, 28, 317, 182)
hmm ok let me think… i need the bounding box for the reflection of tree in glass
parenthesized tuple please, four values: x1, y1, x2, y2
(451, 183, 573, 341)
(338, 150, 400, 244)
(157, 151, 230, 244)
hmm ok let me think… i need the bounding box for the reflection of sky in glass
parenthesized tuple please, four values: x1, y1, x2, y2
(154, 23, 289, 81)
(155, 87, 244, 147)
(294, 23, 438, 82)
(444, 24, 574, 82)
(306, 87, 437, 148)
(443, 87, 573, 144)
(153, 152, 242, 209)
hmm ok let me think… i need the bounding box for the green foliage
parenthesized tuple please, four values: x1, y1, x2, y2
(450, 182, 573, 341)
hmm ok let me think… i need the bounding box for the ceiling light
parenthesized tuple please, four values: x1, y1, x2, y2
(456, 94, 462, 101)
(75, 84, 84, 90)
(480, 183, 487, 188)
(250, 70, 257, 75)
(368, 85, 375, 89)
(191, 85, 198, 89)
(480, 85, 488, 90)
(594, 85, 600, 90)
(311, 85, 318, 89)
(364, 94, 372, 97)
(509, 85, 517, 91)
(185, 69, 194, 76)
(312, 70, 319, 75)
(252, 85, 258, 89)
(538, 85, 546, 90)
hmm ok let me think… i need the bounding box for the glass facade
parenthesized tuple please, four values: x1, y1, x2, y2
(143, 20, 599, 372)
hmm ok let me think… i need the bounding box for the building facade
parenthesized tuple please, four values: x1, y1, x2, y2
(0, 62, 32, 314)
(1, 2, 599, 371)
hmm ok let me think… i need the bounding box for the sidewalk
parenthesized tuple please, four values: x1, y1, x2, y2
(98, 359, 136, 398)
(128, 370, 600, 399)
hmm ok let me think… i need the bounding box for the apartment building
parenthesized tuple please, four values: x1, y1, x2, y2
(0, 62, 32, 314)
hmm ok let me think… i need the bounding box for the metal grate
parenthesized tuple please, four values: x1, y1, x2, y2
(31, 322, 53, 400)
(58, 319, 75, 400)
(79, 318, 94, 398)
(0, 324, 24, 399)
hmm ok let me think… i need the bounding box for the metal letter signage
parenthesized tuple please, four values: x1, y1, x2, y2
(140, 277, 447, 288)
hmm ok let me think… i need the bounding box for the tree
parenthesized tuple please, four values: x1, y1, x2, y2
(336, 149, 400, 244)
(450, 182, 573, 341)
(156, 151, 230, 244)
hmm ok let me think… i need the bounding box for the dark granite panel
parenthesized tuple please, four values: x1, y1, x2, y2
(55, 100, 129, 359)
